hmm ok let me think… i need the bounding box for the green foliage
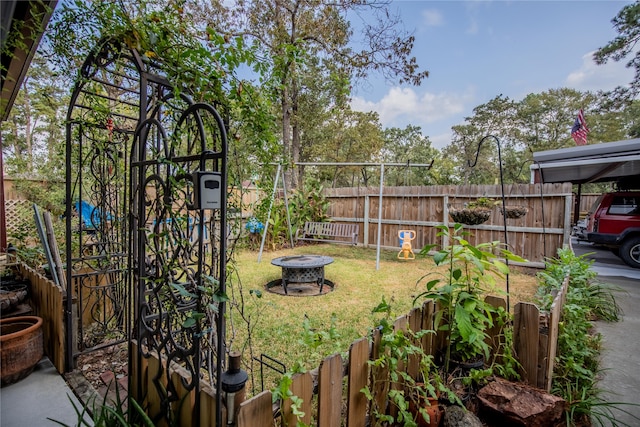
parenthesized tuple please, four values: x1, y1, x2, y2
(535, 247, 636, 426)
(13, 179, 65, 216)
(9, 231, 46, 269)
(271, 364, 309, 427)
(288, 179, 330, 230)
(467, 197, 499, 209)
(271, 315, 343, 427)
(362, 297, 456, 427)
(594, 1, 640, 104)
(48, 388, 154, 427)
(299, 313, 341, 357)
(415, 224, 525, 372)
(536, 248, 621, 322)
(486, 309, 522, 382)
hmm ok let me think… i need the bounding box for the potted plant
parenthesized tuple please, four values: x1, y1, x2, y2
(500, 205, 529, 219)
(415, 224, 524, 374)
(448, 197, 498, 225)
(362, 298, 457, 427)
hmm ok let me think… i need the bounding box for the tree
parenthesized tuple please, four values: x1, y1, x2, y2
(305, 108, 384, 187)
(219, 0, 429, 189)
(46, 0, 279, 192)
(594, 1, 640, 105)
(441, 89, 637, 184)
(380, 125, 441, 186)
(1, 54, 67, 178)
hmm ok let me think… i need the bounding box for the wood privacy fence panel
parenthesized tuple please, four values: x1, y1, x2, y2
(17, 263, 65, 373)
(577, 193, 601, 216)
(325, 183, 573, 264)
(141, 291, 568, 426)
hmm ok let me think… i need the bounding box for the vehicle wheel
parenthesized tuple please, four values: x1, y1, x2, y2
(619, 237, 640, 269)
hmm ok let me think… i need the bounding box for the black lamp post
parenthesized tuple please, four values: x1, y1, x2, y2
(220, 351, 248, 426)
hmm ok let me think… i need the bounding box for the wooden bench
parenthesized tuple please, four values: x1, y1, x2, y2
(295, 222, 359, 245)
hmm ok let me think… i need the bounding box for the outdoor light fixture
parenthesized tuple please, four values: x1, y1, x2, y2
(220, 351, 248, 426)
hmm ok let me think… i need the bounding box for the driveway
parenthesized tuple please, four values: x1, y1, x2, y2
(572, 239, 640, 425)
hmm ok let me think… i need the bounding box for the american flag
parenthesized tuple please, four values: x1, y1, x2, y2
(571, 109, 589, 146)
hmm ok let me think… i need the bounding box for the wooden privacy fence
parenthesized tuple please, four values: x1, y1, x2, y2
(17, 263, 66, 373)
(323, 183, 574, 265)
(131, 281, 569, 426)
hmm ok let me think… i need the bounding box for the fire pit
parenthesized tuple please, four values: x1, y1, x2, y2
(270, 255, 334, 295)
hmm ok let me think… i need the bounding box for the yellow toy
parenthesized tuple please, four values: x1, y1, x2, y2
(397, 230, 416, 260)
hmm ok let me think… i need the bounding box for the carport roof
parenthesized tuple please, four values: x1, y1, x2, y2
(530, 138, 640, 185)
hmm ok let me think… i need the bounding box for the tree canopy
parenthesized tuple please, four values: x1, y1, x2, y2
(594, 0, 640, 105)
(2, 0, 639, 195)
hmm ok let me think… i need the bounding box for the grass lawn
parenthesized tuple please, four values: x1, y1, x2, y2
(227, 243, 540, 395)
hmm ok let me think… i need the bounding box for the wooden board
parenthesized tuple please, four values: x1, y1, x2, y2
(318, 353, 344, 427)
(513, 302, 540, 386)
(407, 307, 422, 379)
(237, 390, 273, 427)
(347, 337, 370, 427)
(485, 295, 507, 364)
(282, 371, 313, 426)
(370, 327, 388, 420)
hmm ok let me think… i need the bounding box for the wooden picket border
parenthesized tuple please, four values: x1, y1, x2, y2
(128, 281, 569, 426)
(10, 253, 569, 424)
(17, 263, 66, 373)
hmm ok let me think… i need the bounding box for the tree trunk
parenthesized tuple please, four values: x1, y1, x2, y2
(281, 85, 293, 190)
(291, 83, 300, 189)
(23, 84, 33, 172)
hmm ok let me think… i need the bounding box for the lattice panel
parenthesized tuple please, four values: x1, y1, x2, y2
(4, 200, 36, 242)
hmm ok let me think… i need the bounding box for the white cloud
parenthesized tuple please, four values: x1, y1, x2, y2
(430, 132, 454, 150)
(422, 9, 444, 27)
(566, 51, 634, 92)
(350, 86, 474, 149)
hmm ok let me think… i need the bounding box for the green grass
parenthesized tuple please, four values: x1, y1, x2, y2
(226, 243, 539, 395)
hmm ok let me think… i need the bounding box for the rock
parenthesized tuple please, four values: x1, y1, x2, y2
(442, 405, 483, 427)
(477, 378, 566, 426)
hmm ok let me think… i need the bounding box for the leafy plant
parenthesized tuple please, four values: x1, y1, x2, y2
(288, 178, 330, 230)
(362, 297, 457, 427)
(272, 364, 309, 427)
(48, 386, 154, 427)
(467, 197, 499, 209)
(536, 248, 621, 321)
(415, 224, 525, 373)
(267, 200, 290, 250)
(536, 247, 637, 426)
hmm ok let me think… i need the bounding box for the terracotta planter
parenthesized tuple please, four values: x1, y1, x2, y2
(1, 316, 44, 387)
(410, 395, 442, 427)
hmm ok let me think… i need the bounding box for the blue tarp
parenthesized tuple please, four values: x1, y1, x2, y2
(75, 200, 111, 229)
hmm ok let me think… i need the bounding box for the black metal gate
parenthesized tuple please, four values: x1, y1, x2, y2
(66, 38, 227, 424)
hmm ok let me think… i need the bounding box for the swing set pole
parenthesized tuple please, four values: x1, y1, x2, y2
(258, 164, 285, 262)
(376, 163, 385, 270)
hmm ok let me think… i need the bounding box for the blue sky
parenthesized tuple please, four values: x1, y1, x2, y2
(350, 0, 635, 148)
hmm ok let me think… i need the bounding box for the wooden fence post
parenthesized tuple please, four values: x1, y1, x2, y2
(317, 353, 344, 427)
(347, 337, 369, 427)
(513, 302, 541, 387)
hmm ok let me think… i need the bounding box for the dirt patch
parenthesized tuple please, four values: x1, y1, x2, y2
(75, 341, 129, 405)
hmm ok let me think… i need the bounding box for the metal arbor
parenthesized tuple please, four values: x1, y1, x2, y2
(65, 38, 228, 424)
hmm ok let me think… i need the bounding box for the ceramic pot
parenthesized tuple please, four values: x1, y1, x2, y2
(411, 395, 442, 427)
(0, 316, 44, 387)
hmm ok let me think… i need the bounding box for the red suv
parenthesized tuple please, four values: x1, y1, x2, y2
(584, 192, 640, 269)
